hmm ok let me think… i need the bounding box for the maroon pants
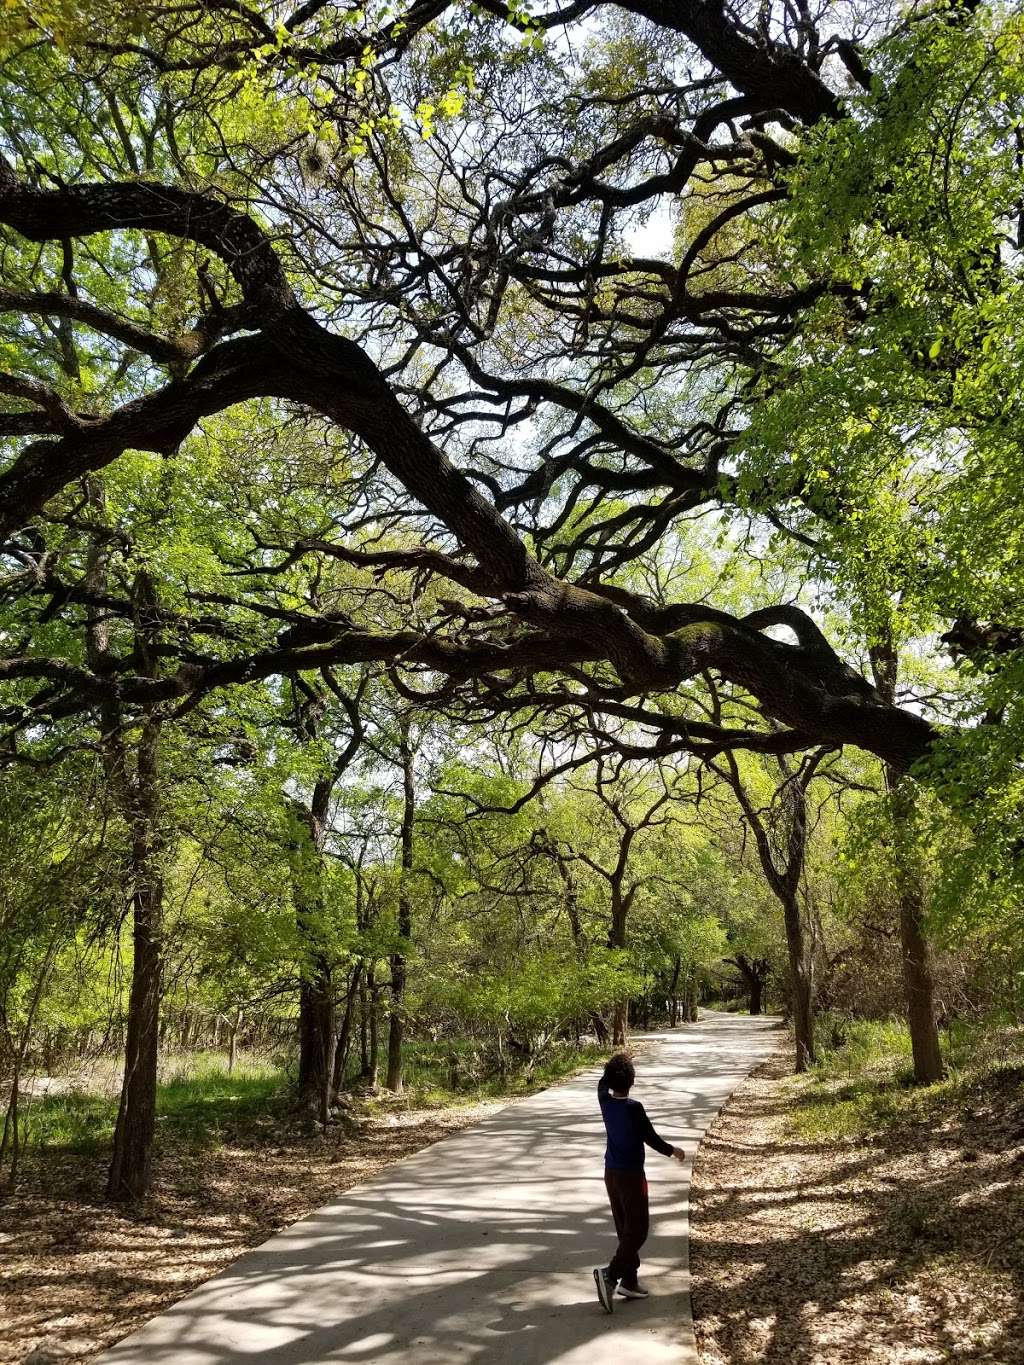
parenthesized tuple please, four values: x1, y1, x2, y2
(604, 1168, 649, 1286)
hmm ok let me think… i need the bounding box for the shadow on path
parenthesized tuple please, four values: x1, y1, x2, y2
(99, 1014, 781, 1365)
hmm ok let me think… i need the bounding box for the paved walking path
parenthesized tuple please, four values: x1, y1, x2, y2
(100, 1012, 780, 1365)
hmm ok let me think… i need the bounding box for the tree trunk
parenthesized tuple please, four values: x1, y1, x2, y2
(608, 880, 628, 1046)
(749, 974, 765, 1016)
(898, 887, 943, 1083)
(285, 677, 365, 1111)
(728, 954, 770, 1015)
(106, 651, 166, 1204)
(385, 969, 404, 1091)
(359, 975, 370, 1075)
(889, 781, 943, 1083)
(107, 856, 163, 1202)
(668, 955, 681, 1027)
(297, 975, 334, 1105)
(228, 1008, 241, 1074)
(367, 971, 380, 1088)
(288, 793, 335, 1112)
(2, 932, 61, 1187)
(782, 895, 815, 1071)
(684, 972, 699, 1023)
(83, 495, 167, 1204)
(871, 641, 943, 1084)
(332, 964, 362, 1096)
(386, 722, 415, 1093)
(717, 742, 822, 1074)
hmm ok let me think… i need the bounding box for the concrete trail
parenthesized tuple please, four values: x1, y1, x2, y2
(100, 1012, 780, 1365)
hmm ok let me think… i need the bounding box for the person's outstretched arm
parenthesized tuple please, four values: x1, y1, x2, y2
(638, 1105, 686, 1162)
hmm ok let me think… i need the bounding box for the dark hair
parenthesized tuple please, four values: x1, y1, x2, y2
(603, 1052, 635, 1094)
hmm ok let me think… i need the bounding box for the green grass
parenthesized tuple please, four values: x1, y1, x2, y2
(786, 1013, 1024, 1142)
(154, 1054, 287, 1141)
(6, 1039, 611, 1151)
(8, 1054, 288, 1155)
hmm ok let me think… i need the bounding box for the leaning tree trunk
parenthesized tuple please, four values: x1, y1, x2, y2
(717, 741, 820, 1075)
(386, 723, 415, 1093)
(287, 672, 365, 1112)
(331, 963, 362, 1096)
(1, 932, 61, 1188)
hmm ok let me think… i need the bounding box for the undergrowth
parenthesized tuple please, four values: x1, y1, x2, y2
(10, 1054, 287, 1155)
(786, 1012, 1024, 1141)
(369, 1038, 608, 1108)
(4, 1038, 609, 1155)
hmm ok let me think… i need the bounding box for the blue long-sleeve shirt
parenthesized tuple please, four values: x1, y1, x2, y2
(598, 1075, 675, 1171)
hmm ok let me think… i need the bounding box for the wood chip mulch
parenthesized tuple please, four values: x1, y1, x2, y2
(690, 1046, 1024, 1365)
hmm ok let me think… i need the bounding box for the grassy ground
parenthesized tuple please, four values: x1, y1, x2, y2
(9, 1038, 608, 1158)
(13, 1054, 287, 1156)
(690, 1014, 1024, 1365)
(0, 1037, 606, 1363)
(789, 1013, 1024, 1143)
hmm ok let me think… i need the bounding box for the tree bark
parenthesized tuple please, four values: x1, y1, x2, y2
(289, 797, 336, 1112)
(727, 954, 770, 1015)
(287, 674, 365, 1110)
(386, 720, 415, 1092)
(684, 970, 699, 1023)
(107, 715, 165, 1203)
(88, 540, 168, 1204)
(359, 975, 370, 1076)
(871, 641, 943, 1084)
(107, 871, 162, 1200)
(331, 963, 362, 1096)
(668, 954, 681, 1027)
(889, 781, 943, 1083)
(228, 1008, 242, 1073)
(749, 974, 765, 1017)
(367, 969, 380, 1088)
(297, 974, 334, 1113)
(608, 879, 629, 1046)
(781, 895, 815, 1070)
(715, 740, 821, 1073)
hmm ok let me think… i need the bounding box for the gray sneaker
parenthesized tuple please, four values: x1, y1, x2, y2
(593, 1267, 615, 1313)
(617, 1280, 650, 1299)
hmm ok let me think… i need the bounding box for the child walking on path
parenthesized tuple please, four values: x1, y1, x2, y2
(593, 1051, 686, 1314)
